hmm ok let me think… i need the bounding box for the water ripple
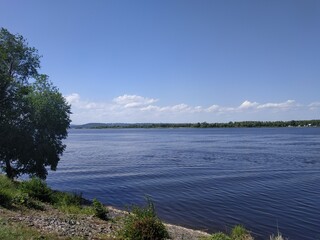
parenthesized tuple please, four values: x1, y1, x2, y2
(47, 128, 320, 240)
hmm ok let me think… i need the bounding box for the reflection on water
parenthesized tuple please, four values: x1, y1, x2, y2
(47, 128, 320, 240)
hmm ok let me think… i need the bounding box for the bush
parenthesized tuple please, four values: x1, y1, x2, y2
(19, 178, 52, 202)
(51, 191, 82, 206)
(0, 175, 39, 209)
(0, 175, 16, 189)
(121, 198, 169, 240)
(0, 189, 13, 207)
(51, 191, 91, 214)
(0, 175, 17, 207)
(202, 225, 253, 240)
(12, 192, 31, 206)
(12, 192, 44, 210)
(231, 225, 253, 240)
(92, 198, 108, 220)
(205, 232, 231, 240)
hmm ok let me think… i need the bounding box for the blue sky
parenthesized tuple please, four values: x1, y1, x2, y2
(1, 0, 319, 123)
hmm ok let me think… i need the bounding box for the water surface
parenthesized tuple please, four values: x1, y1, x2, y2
(46, 128, 320, 239)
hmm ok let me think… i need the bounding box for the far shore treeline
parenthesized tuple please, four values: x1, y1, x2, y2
(73, 119, 320, 129)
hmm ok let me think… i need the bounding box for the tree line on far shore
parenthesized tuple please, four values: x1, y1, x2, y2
(76, 120, 320, 129)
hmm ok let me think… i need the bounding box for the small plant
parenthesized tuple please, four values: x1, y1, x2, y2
(92, 198, 108, 220)
(202, 225, 253, 240)
(52, 191, 82, 206)
(12, 192, 30, 206)
(231, 225, 253, 240)
(0, 176, 16, 207)
(270, 231, 285, 240)
(12, 192, 44, 210)
(0, 175, 16, 189)
(0, 189, 13, 208)
(205, 232, 231, 240)
(19, 178, 52, 202)
(120, 198, 169, 240)
(51, 191, 92, 214)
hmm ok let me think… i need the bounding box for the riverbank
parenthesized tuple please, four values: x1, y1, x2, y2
(0, 175, 211, 239)
(1, 175, 285, 240)
(0, 203, 210, 240)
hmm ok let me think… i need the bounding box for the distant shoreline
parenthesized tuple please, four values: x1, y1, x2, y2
(71, 119, 320, 129)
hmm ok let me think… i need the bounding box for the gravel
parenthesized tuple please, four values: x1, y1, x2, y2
(1, 205, 210, 240)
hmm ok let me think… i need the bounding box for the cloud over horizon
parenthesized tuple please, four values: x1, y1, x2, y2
(113, 95, 158, 108)
(65, 94, 319, 124)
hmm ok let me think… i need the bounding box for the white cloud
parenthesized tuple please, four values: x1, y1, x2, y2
(309, 102, 320, 110)
(64, 93, 319, 124)
(205, 105, 220, 113)
(141, 103, 193, 113)
(170, 104, 190, 112)
(257, 100, 297, 110)
(194, 106, 204, 113)
(140, 105, 160, 111)
(239, 100, 258, 109)
(65, 93, 104, 110)
(65, 93, 80, 104)
(113, 94, 158, 108)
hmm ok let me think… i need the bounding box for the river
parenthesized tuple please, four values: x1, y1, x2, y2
(46, 128, 320, 239)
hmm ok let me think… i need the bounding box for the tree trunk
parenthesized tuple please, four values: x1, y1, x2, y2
(5, 159, 15, 179)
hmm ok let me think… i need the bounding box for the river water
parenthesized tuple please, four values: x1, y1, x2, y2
(46, 128, 320, 239)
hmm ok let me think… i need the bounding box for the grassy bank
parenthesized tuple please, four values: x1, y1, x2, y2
(0, 175, 285, 240)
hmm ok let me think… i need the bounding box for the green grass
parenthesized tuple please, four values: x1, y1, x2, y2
(0, 175, 18, 207)
(0, 175, 96, 215)
(0, 175, 17, 189)
(51, 190, 92, 214)
(0, 175, 49, 209)
(20, 177, 53, 202)
(56, 203, 94, 215)
(201, 225, 253, 240)
(0, 188, 14, 208)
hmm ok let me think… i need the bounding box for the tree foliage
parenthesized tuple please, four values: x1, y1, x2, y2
(0, 28, 71, 179)
(87, 120, 320, 129)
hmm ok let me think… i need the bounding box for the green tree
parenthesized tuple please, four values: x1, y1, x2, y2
(0, 28, 71, 179)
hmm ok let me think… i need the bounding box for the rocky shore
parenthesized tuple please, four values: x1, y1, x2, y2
(0, 203, 210, 240)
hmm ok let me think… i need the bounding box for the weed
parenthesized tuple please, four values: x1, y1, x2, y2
(120, 198, 169, 240)
(19, 177, 52, 202)
(204, 232, 232, 240)
(231, 225, 253, 240)
(92, 198, 108, 220)
(202, 225, 253, 240)
(0, 175, 17, 207)
(270, 231, 286, 240)
(51, 191, 93, 214)
(0, 189, 13, 207)
(0, 175, 16, 189)
(51, 191, 82, 206)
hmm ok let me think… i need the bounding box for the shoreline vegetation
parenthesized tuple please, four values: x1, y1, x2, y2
(72, 119, 320, 129)
(0, 175, 286, 240)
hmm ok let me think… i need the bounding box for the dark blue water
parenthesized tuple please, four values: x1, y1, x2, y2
(46, 128, 320, 240)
